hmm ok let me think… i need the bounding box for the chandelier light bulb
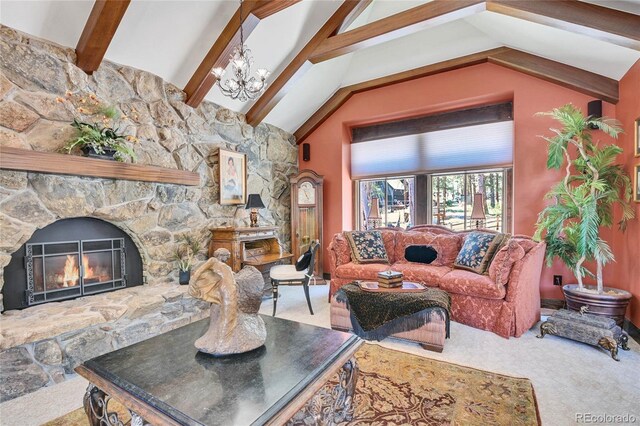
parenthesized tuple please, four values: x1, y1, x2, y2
(212, 67, 225, 79)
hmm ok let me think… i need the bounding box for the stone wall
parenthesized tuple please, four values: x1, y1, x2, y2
(0, 24, 299, 310)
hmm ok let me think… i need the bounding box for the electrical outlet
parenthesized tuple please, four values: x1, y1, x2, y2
(553, 275, 562, 286)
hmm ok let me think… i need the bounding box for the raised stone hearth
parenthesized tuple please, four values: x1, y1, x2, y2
(0, 284, 209, 402)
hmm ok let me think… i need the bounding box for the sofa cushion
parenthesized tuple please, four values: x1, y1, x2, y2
(392, 262, 450, 287)
(488, 239, 526, 286)
(440, 269, 506, 300)
(335, 262, 391, 280)
(395, 232, 462, 267)
(404, 245, 438, 264)
(345, 230, 389, 264)
(454, 231, 508, 274)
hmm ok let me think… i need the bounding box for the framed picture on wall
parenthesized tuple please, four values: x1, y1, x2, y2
(218, 148, 247, 205)
(635, 118, 640, 157)
(635, 165, 640, 203)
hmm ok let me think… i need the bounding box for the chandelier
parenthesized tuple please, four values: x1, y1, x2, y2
(212, 0, 270, 102)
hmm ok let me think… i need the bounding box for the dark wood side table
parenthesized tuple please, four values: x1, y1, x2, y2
(76, 315, 363, 425)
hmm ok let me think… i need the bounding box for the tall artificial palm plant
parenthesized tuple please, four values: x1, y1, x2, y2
(534, 104, 634, 294)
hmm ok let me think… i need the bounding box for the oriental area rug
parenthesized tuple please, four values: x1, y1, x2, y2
(45, 344, 540, 426)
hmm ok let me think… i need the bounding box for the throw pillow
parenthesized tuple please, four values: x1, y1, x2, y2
(454, 231, 509, 274)
(295, 247, 312, 271)
(344, 230, 389, 264)
(396, 231, 462, 266)
(404, 245, 438, 264)
(430, 233, 464, 266)
(488, 239, 526, 286)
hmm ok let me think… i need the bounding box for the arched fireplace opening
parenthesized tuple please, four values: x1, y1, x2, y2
(2, 217, 143, 311)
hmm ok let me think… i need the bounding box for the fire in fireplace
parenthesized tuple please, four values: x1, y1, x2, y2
(26, 238, 126, 305)
(3, 218, 143, 311)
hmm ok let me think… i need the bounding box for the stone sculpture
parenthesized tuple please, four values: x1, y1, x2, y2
(188, 251, 266, 356)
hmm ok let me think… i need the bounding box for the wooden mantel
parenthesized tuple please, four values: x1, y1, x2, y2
(0, 147, 200, 186)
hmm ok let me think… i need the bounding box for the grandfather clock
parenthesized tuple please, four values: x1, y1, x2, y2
(290, 170, 323, 277)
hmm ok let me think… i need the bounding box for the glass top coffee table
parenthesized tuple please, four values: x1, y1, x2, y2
(76, 315, 362, 426)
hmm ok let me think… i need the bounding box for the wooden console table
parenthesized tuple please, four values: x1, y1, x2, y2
(209, 226, 293, 291)
(76, 315, 363, 425)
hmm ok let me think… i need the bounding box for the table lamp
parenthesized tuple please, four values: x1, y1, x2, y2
(366, 197, 383, 229)
(470, 192, 486, 229)
(246, 194, 266, 227)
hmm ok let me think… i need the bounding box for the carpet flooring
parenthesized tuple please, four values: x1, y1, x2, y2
(45, 343, 539, 426)
(2, 285, 638, 425)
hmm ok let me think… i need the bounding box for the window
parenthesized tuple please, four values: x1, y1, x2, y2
(351, 104, 514, 232)
(357, 177, 415, 230)
(430, 169, 510, 232)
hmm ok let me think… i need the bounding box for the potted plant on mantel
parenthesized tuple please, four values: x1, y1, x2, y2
(174, 235, 203, 285)
(58, 91, 138, 162)
(534, 104, 635, 326)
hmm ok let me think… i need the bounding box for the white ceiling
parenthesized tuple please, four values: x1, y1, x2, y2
(1, 0, 639, 135)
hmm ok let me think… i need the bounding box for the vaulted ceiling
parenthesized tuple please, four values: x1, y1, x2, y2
(1, 0, 639, 138)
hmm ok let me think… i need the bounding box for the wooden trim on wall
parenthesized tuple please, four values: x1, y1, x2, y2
(294, 47, 620, 143)
(351, 102, 513, 143)
(245, 0, 372, 127)
(294, 48, 503, 143)
(75, 0, 131, 74)
(0, 147, 200, 186)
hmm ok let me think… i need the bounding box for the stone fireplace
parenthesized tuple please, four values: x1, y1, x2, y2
(0, 24, 298, 402)
(2, 217, 143, 311)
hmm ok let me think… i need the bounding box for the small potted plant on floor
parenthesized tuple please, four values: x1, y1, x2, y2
(58, 92, 138, 162)
(175, 235, 203, 285)
(534, 104, 635, 325)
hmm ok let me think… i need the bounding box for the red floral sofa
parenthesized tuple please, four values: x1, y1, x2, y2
(328, 225, 546, 338)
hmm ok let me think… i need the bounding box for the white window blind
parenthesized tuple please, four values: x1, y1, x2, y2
(351, 121, 514, 178)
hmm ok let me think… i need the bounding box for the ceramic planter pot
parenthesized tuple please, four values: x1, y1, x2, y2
(82, 146, 117, 161)
(563, 284, 631, 327)
(179, 269, 191, 285)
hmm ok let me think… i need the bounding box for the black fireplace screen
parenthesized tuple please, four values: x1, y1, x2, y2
(26, 238, 126, 306)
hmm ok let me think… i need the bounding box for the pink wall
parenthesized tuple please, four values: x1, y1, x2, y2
(611, 60, 640, 325)
(301, 62, 637, 314)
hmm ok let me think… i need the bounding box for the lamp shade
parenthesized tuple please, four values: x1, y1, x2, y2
(369, 197, 382, 219)
(470, 193, 486, 220)
(245, 194, 265, 209)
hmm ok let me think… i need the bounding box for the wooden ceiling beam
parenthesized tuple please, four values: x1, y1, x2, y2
(331, 0, 373, 36)
(487, 49, 619, 104)
(252, 0, 301, 19)
(75, 0, 131, 74)
(294, 47, 620, 143)
(309, 0, 486, 64)
(486, 0, 640, 51)
(245, 0, 373, 127)
(184, 0, 301, 108)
